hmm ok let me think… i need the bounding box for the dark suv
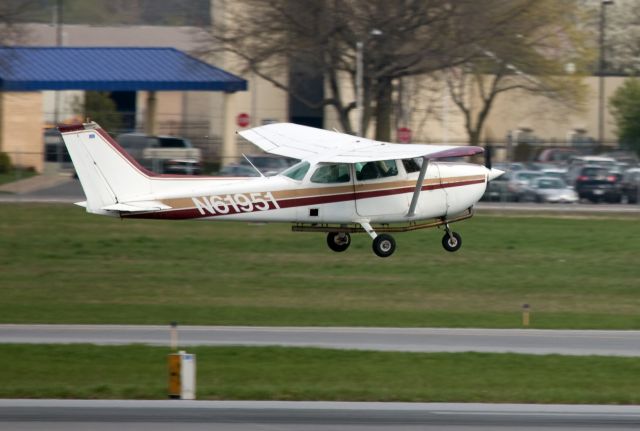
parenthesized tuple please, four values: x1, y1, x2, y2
(574, 166, 621, 203)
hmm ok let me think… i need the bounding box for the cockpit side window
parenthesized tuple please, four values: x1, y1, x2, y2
(355, 160, 398, 181)
(310, 163, 351, 183)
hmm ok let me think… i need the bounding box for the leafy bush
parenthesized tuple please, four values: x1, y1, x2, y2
(0, 152, 11, 174)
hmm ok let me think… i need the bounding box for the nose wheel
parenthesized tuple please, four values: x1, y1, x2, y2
(442, 229, 462, 252)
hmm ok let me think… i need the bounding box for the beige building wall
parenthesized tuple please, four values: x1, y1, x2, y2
(482, 76, 625, 144)
(326, 73, 628, 151)
(0, 92, 44, 172)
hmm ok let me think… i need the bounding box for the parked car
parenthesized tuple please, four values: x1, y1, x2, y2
(619, 168, 640, 204)
(567, 156, 617, 185)
(116, 133, 202, 175)
(536, 147, 580, 164)
(540, 168, 569, 182)
(520, 177, 578, 204)
(574, 166, 621, 203)
(507, 170, 544, 202)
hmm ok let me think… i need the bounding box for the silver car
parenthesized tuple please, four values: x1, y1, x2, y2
(520, 177, 579, 204)
(507, 170, 544, 201)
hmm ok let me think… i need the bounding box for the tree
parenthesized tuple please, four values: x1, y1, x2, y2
(609, 78, 640, 155)
(602, 0, 640, 75)
(204, 0, 541, 141)
(72, 92, 123, 132)
(0, 1, 34, 46)
(440, 0, 589, 146)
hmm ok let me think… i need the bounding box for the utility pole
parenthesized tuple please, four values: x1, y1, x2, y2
(598, 0, 614, 147)
(55, 0, 64, 167)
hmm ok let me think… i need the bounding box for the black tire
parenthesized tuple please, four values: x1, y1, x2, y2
(372, 234, 396, 258)
(326, 232, 351, 252)
(442, 231, 462, 252)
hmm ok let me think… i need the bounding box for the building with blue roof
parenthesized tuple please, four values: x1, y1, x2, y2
(0, 47, 247, 92)
(0, 46, 247, 172)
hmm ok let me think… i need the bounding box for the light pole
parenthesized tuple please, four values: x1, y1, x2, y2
(355, 29, 382, 137)
(356, 41, 364, 137)
(598, 0, 614, 147)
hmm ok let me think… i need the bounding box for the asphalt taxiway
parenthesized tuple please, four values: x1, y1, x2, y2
(1, 400, 639, 430)
(1, 325, 639, 356)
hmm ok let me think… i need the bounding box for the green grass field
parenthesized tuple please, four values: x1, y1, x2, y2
(1, 344, 639, 404)
(1, 203, 639, 328)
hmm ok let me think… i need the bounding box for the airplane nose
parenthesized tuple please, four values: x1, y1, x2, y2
(487, 168, 505, 181)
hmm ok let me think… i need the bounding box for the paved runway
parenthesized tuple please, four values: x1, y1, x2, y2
(1, 325, 639, 356)
(1, 400, 639, 430)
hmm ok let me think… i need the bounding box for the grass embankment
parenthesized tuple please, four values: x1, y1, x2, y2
(1, 344, 639, 404)
(0, 203, 639, 328)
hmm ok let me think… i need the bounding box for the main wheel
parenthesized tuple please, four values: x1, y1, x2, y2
(442, 231, 462, 252)
(372, 234, 396, 258)
(326, 232, 351, 252)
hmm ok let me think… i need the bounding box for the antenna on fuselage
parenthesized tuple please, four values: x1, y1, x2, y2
(242, 154, 265, 177)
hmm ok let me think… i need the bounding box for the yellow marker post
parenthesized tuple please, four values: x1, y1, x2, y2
(522, 304, 531, 327)
(168, 353, 181, 399)
(168, 348, 197, 400)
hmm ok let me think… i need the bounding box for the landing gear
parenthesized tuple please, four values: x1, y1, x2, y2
(442, 230, 462, 252)
(326, 232, 351, 252)
(372, 234, 396, 258)
(359, 221, 396, 258)
(296, 210, 475, 257)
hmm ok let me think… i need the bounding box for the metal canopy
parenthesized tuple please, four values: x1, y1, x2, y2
(0, 47, 247, 92)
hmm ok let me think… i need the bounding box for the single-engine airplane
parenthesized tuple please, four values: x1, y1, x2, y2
(58, 121, 503, 257)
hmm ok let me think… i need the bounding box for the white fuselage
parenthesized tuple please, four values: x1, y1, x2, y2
(122, 160, 489, 224)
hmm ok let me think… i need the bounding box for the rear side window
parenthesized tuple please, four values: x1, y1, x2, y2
(402, 158, 421, 173)
(158, 138, 191, 148)
(581, 167, 608, 177)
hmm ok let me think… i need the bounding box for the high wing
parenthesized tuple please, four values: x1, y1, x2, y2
(238, 123, 483, 163)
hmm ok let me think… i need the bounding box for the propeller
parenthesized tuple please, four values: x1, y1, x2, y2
(484, 144, 492, 171)
(484, 144, 504, 181)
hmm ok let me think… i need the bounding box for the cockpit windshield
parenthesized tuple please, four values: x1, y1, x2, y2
(281, 161, 310, 181)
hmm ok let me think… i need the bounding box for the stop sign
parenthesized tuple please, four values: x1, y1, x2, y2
(397, 127, 412, 143)
(236, 113, 250, 128)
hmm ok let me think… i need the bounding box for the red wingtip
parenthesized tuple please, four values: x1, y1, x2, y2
(57, 124, 86, 133)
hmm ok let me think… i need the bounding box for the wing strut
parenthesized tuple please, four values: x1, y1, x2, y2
(407, 158, 429, 218)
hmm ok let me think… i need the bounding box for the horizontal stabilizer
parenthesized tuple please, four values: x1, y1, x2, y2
(101, 201, 171, 212)
(74, 201, 88, 208)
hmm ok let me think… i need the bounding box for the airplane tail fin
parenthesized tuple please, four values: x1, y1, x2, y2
(58, 122, 152, 215)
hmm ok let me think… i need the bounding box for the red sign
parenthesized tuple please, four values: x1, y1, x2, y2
(236, 113, 250, 128)
(397, 127, 412, 143)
